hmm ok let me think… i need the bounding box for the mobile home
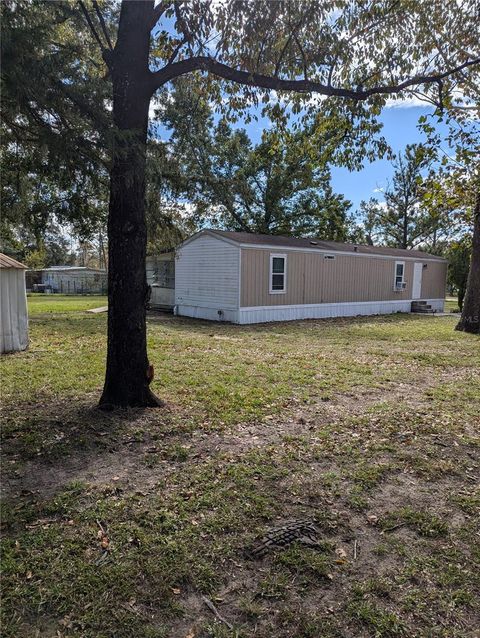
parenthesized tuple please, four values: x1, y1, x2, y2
(27, 266, 107, 294)
(174, 230, 447, 324)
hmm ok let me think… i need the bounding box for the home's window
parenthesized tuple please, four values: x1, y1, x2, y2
(157, 260, 175, 289)
(394, 261, 405, 289)
(270, 254, 286, 293)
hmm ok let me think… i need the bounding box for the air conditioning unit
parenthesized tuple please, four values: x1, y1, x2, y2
(394, 282, 407, 291)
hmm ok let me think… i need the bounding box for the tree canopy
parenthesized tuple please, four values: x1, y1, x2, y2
(157, 79, 359, 239)
(358, 145, 460, 251)
(0, 0, 111, 260)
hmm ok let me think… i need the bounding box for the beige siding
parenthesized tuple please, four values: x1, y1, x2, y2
(421, 260, 448, 299)
(240, 248, 446, 307)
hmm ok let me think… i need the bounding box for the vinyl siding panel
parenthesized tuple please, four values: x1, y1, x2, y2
(175, 235, 240, 311)
(241, 248, 446, 308)
(238, 298, 445, 324)
(420, 260, 448, 299)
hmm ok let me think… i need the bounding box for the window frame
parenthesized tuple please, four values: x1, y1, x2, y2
(394, 261, 406, 290)
(269, 253, 287, 294)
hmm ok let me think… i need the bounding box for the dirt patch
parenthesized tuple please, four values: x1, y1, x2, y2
(2, 363, 475, 502)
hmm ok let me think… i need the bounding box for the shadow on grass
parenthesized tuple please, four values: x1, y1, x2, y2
(1, 396, 181, 500)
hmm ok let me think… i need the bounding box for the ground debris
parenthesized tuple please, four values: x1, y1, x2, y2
(247, 519, 321, 558)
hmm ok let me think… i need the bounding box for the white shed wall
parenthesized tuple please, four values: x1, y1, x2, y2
(175, 235, 240, 320)
(1, 269, 28, 353)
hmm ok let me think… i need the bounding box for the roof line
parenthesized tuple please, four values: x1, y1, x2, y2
(205, 230, 447, 262)
(237, 242, 448, 262)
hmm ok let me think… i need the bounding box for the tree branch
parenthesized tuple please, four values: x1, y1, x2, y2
(150, 0, 171, 32)
(166, 37, 188, 66)
(173, 1, 193, 53)
(78, 0, 106, 52)
(149, 55, 480, 100)
(92, 0, 113, 50)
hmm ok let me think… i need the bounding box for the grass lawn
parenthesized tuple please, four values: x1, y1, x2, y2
(1, 296, 479, 638)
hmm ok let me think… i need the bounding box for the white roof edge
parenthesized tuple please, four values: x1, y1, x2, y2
(177, 229, 241, 250)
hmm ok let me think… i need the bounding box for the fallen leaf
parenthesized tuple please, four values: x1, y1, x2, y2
(171, 588, 181, 595)
(335, 547, 347, 559)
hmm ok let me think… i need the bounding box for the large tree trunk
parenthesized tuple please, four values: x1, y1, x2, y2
(456, 192, 480, 335)
(99, 1, 161, 408)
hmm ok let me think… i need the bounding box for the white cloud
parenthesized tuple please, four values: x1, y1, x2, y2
(384, 95, 430, 108)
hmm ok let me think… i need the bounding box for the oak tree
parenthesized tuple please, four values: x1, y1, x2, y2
(159, 79, 355, 239)
(81, 0, 479, 406)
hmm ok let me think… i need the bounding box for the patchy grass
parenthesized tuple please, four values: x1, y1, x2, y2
(379, 508, 449, 537)
(1, 296, 479, 637)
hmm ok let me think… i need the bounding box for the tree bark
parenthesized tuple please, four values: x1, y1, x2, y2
(456, 191, 480, 335)
(99, 1, 161, 408)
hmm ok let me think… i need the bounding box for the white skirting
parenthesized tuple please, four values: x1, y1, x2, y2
(238, 299, 445, 324)
(175, 304, 239, 323)
(175, 299, 445, 325)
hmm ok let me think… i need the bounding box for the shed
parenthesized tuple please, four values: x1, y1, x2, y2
(0, 253, 29, 353)
(174, 230, 448, 324)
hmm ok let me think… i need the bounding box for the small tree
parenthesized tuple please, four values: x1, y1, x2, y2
(358, 145, 456, 250)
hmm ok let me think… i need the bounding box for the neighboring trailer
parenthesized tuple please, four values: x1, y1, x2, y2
(27, 266, 107, 294)
(175, 230, 448, 324)
(0, 253, 28, 353)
